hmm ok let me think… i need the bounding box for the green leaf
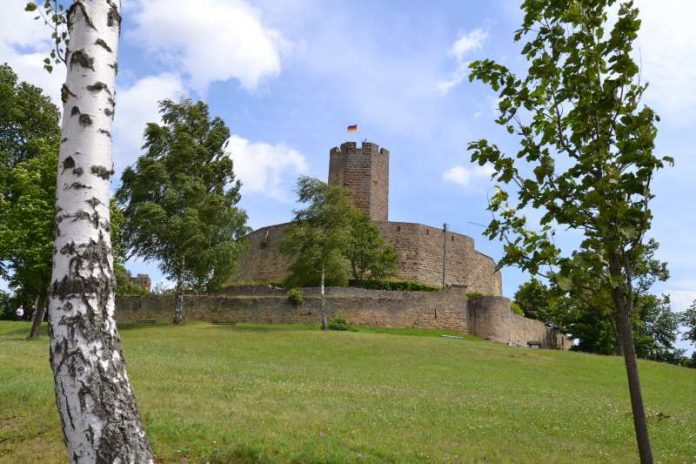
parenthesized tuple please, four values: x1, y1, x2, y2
(556, 276, 573, 292)
(24, 2, 37, 12)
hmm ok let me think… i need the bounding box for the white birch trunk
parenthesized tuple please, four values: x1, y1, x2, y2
(320, 267, 327, 330)
(49, 2, 152, 462)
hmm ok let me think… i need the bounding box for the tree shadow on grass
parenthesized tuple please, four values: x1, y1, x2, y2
(208, 323, 321, 334)
(116, 321, 170, 331)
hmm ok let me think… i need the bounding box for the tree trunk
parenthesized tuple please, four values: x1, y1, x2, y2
(173, 281, 185, 325)
(320, 267, 327, 330)
(28, 293, 47, 339)
(612, 288, 653, 464)
(48, 2, 152, 462)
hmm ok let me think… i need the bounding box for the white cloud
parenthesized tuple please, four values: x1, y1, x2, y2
(437, 29, 488, 95)
(633, 0, 696, 124)
(129, 0, 284, 94)
(226, 135, 308, 201)
(443, 163, 494, 190)
(0, 0, 64, 105)
(112, 74, 186, 176)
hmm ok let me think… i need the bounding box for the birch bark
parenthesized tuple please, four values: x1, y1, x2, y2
(48, 1, 152, 462)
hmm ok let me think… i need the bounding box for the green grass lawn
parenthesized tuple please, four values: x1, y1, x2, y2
(0, 321, 694, 463)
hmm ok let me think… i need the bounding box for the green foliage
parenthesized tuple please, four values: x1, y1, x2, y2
(287, 288, 302, 306)
(514, 278, 554, 322)
(466, 292, 484, 299)
(280, 177, 354, 287)
(349, 279, 439, 292)
(346, 211, 398, 281)
(114, 264, 149, 297)
(24, 1, 68, 72)
(0, 63, 60, 300)
(116, 98, 250, 295)
(327, 315, 354, 331)
(0, 291, 11, 320)
(468, 0, 668, 294)
(469, 4, 670, 453)
(634, 294, 683, 363)
(513, 277, 686, 364)
(510, 302, 524, 316)
(680, 301, 696, 346)
(281, 177, 398, 288)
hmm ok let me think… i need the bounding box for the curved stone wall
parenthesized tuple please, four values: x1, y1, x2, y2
(230, 221, 502, 295)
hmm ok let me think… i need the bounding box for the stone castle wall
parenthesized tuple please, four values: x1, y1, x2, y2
(376, 222, 502, 295)
(115, 288, 571, 349)
(231, 221, 502, 296)
(233, 223, 293, 284)
(329, 142, 389, 222)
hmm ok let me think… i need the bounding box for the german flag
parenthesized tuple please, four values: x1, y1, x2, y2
(347, 124, 358, 132)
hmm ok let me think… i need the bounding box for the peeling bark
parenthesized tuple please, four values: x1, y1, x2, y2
(320, 267, 327, 330)
(49, 1, 152, 462)
(173, 279, 185, 325)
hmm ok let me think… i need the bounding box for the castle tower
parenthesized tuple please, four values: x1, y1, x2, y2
(328, 141, 390, 221)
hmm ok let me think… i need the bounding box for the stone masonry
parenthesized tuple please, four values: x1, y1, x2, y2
(329, 141, 389, 222)
(116, 287, 571, 349)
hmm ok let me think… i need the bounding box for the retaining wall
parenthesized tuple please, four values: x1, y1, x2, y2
(116, 287, 571, 349)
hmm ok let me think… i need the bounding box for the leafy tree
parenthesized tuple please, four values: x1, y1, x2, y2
(281, 177, 400, 328)
(2, 141, 58, 338)
(346, 210, 397, 281)
(680, 301, 696, 346)
(29, 1, 153, 460)
(110, 199, 148, 296)
(281, 177, 354, 329)
(513, 278, 555, 322)
(0, 290, 11, 320)
(0, 63, 60, 280)
(633, 294, 682, 363)
(117, 98, 249, 324)
(468, 1, 671, 460)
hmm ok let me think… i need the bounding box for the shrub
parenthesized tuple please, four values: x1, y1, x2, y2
(510, 302, 524, 316)
(466, 292, 484, 299)
(328, 315, 353, 331)
(287, 288, 303, 306)
(0, 291, 12, 320)
(348, 279, 439, 292)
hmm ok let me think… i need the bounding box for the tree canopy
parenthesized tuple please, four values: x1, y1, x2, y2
(280, 176, 397, 288)
(0, 63, 60, 307)
(116, 98, 249, 322)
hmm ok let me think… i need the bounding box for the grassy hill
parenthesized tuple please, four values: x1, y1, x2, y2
(0, 321, 694, 463)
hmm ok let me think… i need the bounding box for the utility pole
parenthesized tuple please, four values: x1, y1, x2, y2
(442, 223, 448, 289)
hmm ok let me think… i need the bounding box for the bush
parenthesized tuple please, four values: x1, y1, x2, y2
(0, 291, 12, 320)
(328, 315, 354, 331)
(510, 302, 524, 316)
(466, 292, 484, 299)
(348, 279, 439, 292)
(287, 288, 303, 306)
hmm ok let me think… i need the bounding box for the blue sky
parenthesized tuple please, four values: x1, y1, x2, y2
(2, 1, 695, 342)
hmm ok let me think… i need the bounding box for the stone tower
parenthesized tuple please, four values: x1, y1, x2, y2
(328, 141, 389, 222)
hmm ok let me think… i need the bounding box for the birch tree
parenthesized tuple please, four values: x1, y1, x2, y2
(35, 1, 153, 461)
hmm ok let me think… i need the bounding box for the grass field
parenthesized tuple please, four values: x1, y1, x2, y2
(0, 321, 694, 463)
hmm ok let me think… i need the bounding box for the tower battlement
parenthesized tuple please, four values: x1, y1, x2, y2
(330, 141, 390, 157)
(328, 140, 389, 222)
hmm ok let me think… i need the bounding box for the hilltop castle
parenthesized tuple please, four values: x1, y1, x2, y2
(231, 141, 502, 295)
(120, 141, 569, 349)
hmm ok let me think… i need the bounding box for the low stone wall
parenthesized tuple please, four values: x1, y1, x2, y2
(116, 287, 469, 331)
(116, 287, 571, 349)
(468, 296, 571, 349)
